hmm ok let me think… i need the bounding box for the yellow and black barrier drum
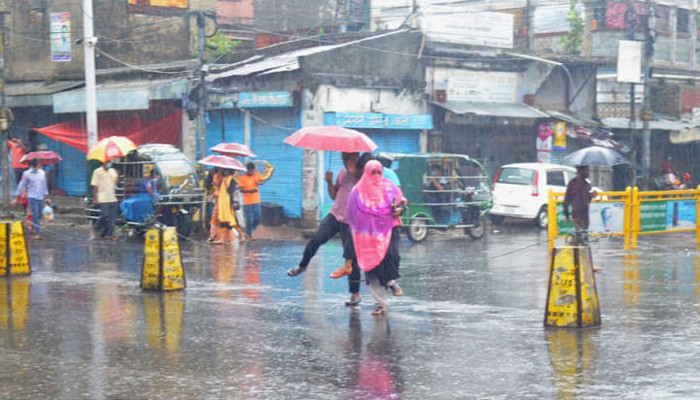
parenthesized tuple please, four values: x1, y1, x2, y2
(544, 246, 601, 328)
(0, 221, 31, 276)
(140, 227, 186, 291)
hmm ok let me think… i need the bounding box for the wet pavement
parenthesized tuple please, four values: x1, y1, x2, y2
(1, 223, 699, 399)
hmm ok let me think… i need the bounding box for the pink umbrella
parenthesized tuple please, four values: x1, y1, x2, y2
(283, 126, 378, 153)
(211, 143, 256, 158)
(198, 155, 246, 171)
(20, 151, 63, 166)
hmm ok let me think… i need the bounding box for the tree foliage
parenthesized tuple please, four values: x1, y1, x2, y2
(561, 4, 584, 54)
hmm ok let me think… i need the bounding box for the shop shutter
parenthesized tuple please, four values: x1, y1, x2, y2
(249, 108, 302, 218)
(206, 109, 245, 155)
(48, 140, 87, 196)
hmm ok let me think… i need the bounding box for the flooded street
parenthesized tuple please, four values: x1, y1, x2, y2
(1, 224, 699, 399)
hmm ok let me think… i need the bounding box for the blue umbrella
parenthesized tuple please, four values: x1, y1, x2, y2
(562, 146, 630, 167)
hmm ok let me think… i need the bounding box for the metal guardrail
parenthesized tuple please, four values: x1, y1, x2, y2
(547, 186, 700, 252)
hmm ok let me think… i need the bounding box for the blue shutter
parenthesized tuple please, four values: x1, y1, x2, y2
(206, 109, 245, 154)
(250, 108, 302, 218)
(47, 140, 87, 196)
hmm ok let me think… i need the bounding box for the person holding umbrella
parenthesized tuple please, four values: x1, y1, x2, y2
(563, 165, 597, 246)
(238, 161, 274, 240)
(91, 161, 119, 240)
(287, 152, 363, 305)
(16, 158, 49, 239)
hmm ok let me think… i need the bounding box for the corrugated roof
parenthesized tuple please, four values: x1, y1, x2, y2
(7, 81, 83, 96)
(433, 101, 549, 119)
(547, 110, 600, 126)
(206, 30, 409, 81)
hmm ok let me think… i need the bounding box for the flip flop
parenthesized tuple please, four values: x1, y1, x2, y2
(372, 307, 386, 316)
(329, 267, 352, 279)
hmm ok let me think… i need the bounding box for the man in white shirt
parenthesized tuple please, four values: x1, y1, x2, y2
(91, 161, 119, 240)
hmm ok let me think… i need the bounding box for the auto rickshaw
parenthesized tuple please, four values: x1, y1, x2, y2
(86, 144, 206, 237)
(378, 152, 493, 242)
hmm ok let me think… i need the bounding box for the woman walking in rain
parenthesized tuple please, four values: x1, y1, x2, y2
(208, 168, 245, 244)
(347, 160, 406, 316)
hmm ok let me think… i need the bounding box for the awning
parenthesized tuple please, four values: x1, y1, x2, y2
(601, 117, 699, 131)
(52, 79, 188, 114)
(546, 110, 600, 126)
(34, 110, 182, 153)
(6, 81, 83, 107)
(433, 101, 549, 119)
(670, 128, 700, 144)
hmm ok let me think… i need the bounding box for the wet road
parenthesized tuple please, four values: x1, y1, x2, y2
(1, 223, 699, 399)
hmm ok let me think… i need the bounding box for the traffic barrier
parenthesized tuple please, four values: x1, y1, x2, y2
(0, 221, 31, 276)
(544, 246, 601, 328)
(548, 186, 700, 252)
(140, 227, 186, 291)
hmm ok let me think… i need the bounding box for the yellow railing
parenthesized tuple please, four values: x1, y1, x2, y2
(547, 186, 700, 252)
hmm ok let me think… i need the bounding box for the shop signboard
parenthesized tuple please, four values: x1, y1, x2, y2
(324, 112, 433, 130)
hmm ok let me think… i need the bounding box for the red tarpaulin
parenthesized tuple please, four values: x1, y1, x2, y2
(35, 110, 182, 153)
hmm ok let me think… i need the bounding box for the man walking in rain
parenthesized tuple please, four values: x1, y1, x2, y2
(563, 165, 596, 245)
(91, 161, 119, 240)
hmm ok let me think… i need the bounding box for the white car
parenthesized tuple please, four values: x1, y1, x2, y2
(489, 163, 578, 229)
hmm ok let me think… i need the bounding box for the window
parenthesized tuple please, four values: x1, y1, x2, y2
(546, 170, 566, 187)
(497, 167, 535, 185)
(655, 5, 671, 34)
(677, 8, 690, 35)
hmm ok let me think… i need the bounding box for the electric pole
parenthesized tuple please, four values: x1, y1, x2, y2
(83, 0, 98, 152)
(196, 11, 206, 161)
(0, 11, 8, 208)
(640, 0, 654, 189)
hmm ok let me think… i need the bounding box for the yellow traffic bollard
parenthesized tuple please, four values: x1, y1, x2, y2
(140, 227, 186, 291)
(544, 246, 601, 328)
(0, 221, 31, 276)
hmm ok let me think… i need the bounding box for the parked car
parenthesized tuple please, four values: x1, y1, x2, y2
(489, 163, 577, 229)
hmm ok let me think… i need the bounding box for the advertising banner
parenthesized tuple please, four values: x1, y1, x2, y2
(50, 12, 71, 62)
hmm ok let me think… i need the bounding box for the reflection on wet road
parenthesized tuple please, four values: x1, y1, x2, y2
(0, 225, 699, 399)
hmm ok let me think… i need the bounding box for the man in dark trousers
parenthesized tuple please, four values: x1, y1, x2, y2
(563, 165, 596, 245)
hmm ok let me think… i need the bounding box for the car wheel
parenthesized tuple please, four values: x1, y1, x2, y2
(407, 216, 429, 242)
(489, 215, 505, 225)
(534, 206, 548, 229)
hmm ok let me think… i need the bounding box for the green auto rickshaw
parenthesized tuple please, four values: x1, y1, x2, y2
(378, 152, 493, 242)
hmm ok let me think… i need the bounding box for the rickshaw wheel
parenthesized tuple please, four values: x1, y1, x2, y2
(466, 221, 485, 239)
(175, 213, 192, 237)
(407, 216, 429, 242)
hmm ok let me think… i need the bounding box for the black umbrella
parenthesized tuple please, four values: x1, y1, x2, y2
(562, 146, 630, 167)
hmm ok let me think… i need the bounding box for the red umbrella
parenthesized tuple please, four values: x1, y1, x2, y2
(198, 155, 246, 171)
(283, 126, 378, 152)
(211, 143, 256, 158)
(20, 151, 63, 166)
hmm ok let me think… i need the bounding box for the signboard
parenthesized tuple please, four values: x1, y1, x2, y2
(324, 112, 433, 130)
(128, 0, 188, 14)
(50, 13, 71, 62)
(238, 91, 292, 108)
(421, 10, 514, 49)
(536, 122, 552, 163)
(553, 122, 567, 151)
(638, 200, 696, 232)
(617, 40, 643, 84)
(556, 202, 626, 235)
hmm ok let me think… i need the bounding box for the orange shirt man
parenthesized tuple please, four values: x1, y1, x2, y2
(238, 161, 273, 239)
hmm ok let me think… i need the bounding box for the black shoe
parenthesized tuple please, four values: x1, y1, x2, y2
(287, 266, 306, 277)
(345, 295, 361, 307)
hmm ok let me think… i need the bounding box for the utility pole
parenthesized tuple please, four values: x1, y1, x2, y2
(0, 11, 9, 208)
(640, 0, 654, 189)
(83, 0, 98, 152)
(196, 11, 206, 161)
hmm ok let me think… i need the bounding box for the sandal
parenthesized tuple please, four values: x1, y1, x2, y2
(344, 295, 361, 307)
(372, 306, 386, 316)
(389, 283, 403, 296)
(330, 266, 352, 279)
(287, 266, 306, 277)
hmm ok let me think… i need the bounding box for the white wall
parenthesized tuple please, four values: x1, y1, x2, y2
(314, 85, 425, 114)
